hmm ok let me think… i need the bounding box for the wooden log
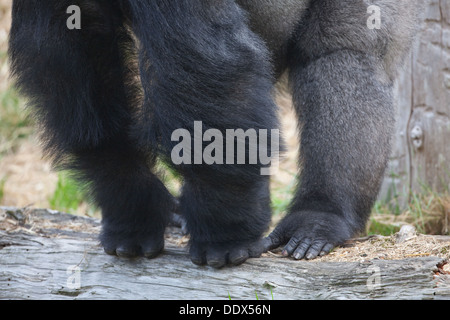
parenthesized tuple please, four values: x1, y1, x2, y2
(0, 208, 449, 300)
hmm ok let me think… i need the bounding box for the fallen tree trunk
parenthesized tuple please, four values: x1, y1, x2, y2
(0, 208, 449, 300)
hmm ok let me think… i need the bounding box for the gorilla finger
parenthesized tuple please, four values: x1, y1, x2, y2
(260, 233, 283, 252)
(189, 245, 207, 266)
(229, 248, 249, 266)
(103, 245, 117, 256)
(248, 240, 265, 258)
(320, 243, 335, 256)
(292, 238, 312, 260)
(284, 236, 309, 258)
(305, 240, 328, 260)
(142, 240, 164, 259)
(206, 248, 228, 269)
(116, 244, 141, 258)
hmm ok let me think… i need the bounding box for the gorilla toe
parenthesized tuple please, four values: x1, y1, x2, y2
(189, 241, 262, 268)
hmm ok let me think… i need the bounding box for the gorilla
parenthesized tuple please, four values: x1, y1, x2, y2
(9, 0, 420, 268)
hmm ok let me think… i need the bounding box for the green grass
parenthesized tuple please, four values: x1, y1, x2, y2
(367, 185, 450, 236)
(405, 190, 449, 235)
(47, 161, 181, 217)
(48, 172, 97, 216)
(366, 215, 401, 236)
(0, 87, 32, 157)
(271, 192, 292, 217)
(0, 49, 33, 158)
(270, 178, 296, 217)
(155, 159, 182, 197)
(0, 178, 5, 203)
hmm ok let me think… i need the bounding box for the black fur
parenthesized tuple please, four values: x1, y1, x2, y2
(9, 0, 419, 266)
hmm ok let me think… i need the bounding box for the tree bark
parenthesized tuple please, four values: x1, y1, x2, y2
(0, 208, 449, 300)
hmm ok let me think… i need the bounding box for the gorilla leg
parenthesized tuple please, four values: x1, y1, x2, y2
(282, 51, 394, 259)
(263, 0, 419, 259)
(125, 0, 279, 267)
(9, 0, 174, 258)
(72, 139, 174, 259)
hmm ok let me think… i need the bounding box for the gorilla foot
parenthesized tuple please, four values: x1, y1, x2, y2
(169, 212, 188, 235)
(100, 223, 165, 259)
(261, 211, 353, 260)
(189, 240, 264, 268)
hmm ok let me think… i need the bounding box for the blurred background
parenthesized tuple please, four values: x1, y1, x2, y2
(0, 0, 448, 236)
